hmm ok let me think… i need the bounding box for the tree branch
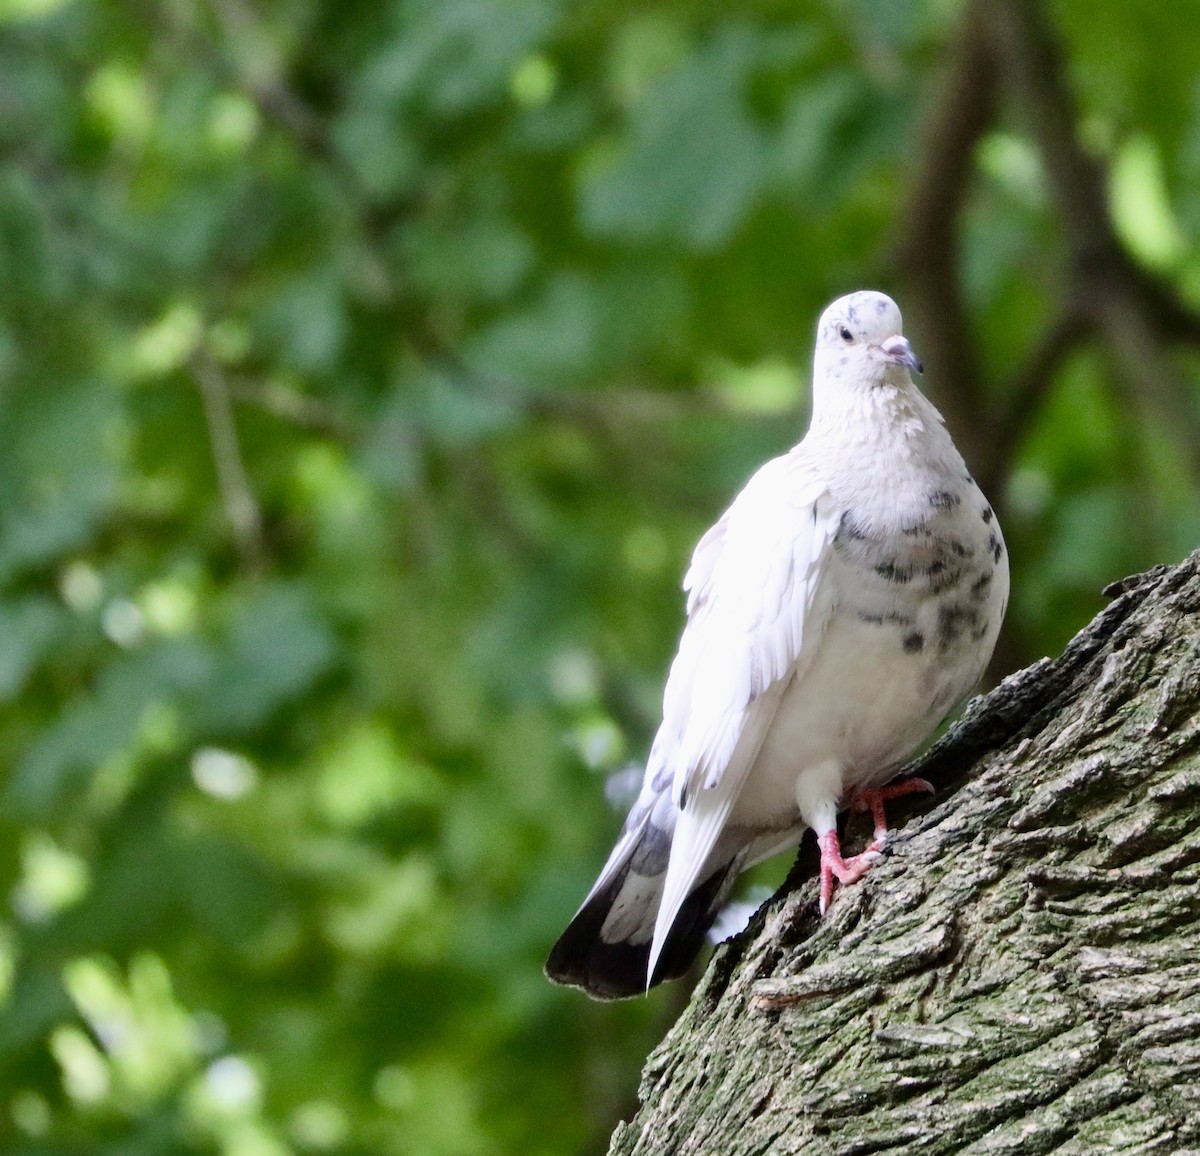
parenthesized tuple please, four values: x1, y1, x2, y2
(191, 353, 267, 572)
(990, 306, 1088, 472)
(894, 0, 998, 473)
(987, 0, 1200, 473)
(226, 378, 358, 440)
(898, 0, 1200, 511)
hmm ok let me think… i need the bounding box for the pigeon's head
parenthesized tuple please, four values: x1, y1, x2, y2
(814, 291, 923, 387)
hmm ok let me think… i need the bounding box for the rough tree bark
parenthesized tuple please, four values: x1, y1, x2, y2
(609, 551, 1200, 1155)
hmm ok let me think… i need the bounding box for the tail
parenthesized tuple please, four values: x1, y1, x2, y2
(545, 853, 738, 1000)
(545, 800, 741, 999)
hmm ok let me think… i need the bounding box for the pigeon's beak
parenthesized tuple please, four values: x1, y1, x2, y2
(879, 335, 924, 375)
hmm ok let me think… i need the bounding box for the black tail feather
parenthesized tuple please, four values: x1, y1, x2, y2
(545, 864, 735, 1000)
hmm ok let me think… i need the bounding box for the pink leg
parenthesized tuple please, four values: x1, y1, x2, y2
(849, 777, 935, 849)
(817, 778, 935, 913)
(817, 830, 883, 914)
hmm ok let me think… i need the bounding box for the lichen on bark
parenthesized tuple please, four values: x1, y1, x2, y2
(610, 552, 1200, 1155)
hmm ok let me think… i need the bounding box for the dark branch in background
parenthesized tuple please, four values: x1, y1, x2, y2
(191, 352, 267, 573)
(209, 0, 331, 156)
(225, 378, 359, 440)
(894, 0, 998, 484)
(893, 0, 1090, 506)
(900, 0, 1200, 487)
(157, 0, 333, 165)
(985, 0, 1200, 474)
(989, 307, 1088, 469)
(983, 1, 1117, 272)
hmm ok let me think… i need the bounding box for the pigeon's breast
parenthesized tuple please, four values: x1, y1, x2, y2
(844, 480, 1003, 658)
(818, 486, 1007, 759)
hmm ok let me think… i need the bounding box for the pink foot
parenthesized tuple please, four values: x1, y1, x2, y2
(817, 830, 883, 914)
(849, 777, 935, 849)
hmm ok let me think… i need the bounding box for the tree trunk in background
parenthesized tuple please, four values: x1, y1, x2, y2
(610, 551, 1200, 1155)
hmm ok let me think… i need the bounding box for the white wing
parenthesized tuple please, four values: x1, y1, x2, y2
(647, 446, 840, 982)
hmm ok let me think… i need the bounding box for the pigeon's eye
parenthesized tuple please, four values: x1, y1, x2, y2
(838, 326, 854, 343)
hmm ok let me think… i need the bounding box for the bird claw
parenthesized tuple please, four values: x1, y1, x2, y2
(848, 777, 935, 844)
(817, 778, 935, 912)
(817, 831, 883, 914)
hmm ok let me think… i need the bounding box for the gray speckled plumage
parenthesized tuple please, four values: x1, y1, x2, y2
(546, 291, 1008, 999)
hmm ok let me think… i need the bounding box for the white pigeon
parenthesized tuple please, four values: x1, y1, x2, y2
(546, 290, 1008, 999)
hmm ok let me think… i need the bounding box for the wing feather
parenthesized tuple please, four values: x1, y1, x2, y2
(647, 448, 840, 983)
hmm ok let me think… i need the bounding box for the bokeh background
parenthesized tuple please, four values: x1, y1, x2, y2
(2, 0, 1200, 1153)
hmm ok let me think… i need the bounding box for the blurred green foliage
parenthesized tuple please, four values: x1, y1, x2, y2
(0, 1, 1198, 1154)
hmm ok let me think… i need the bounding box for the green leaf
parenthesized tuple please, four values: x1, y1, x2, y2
(579, 28, 768, 249)
(0, 595, 63, 699)
(0, 383, 121, 583)
(190, 584, 338, 735)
